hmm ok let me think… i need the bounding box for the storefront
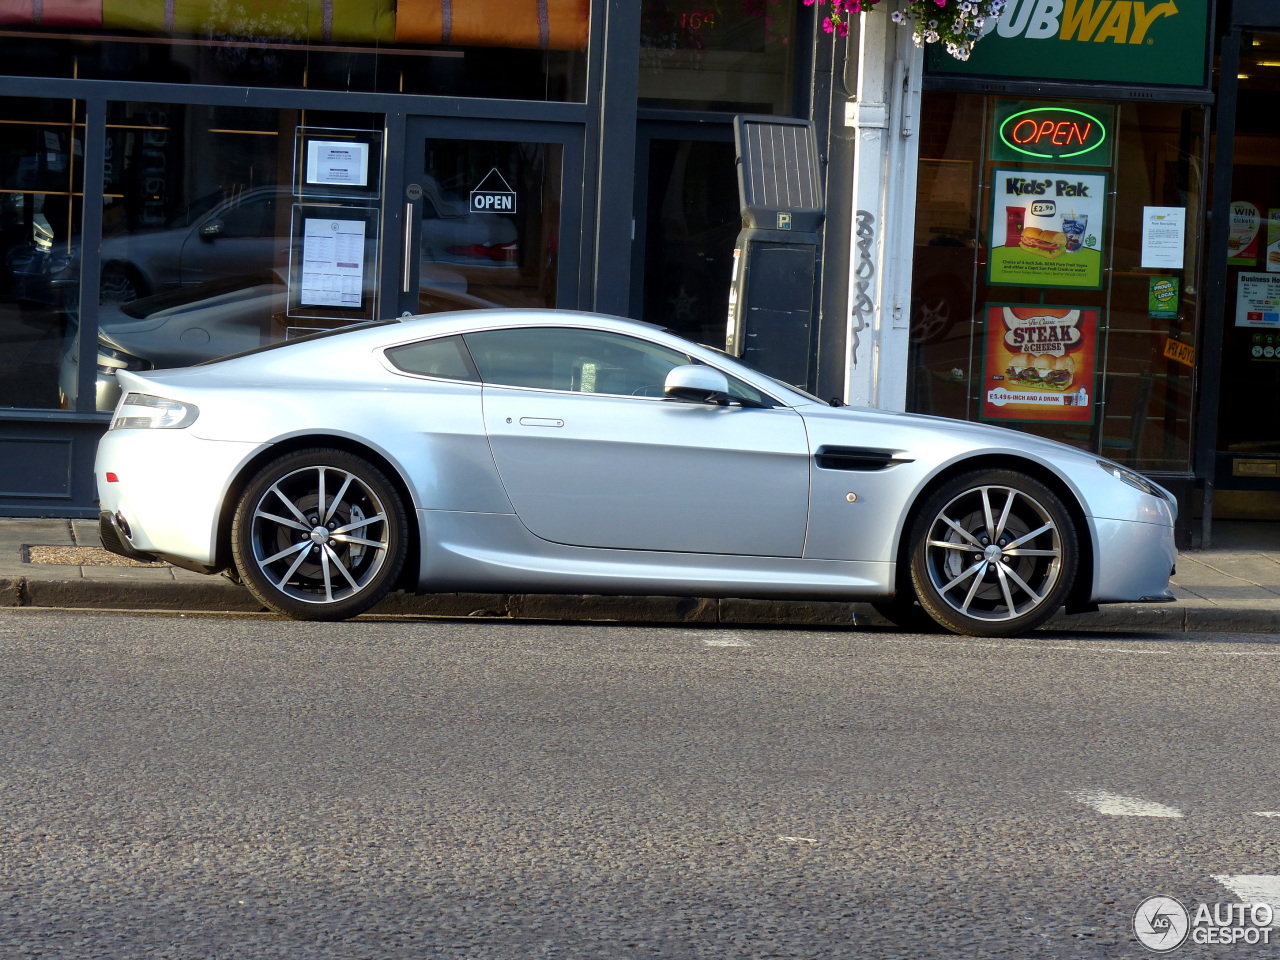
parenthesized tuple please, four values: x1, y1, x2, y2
(906, 0, 1217, 545)
(1202, 0, 1280, 531)
(0, 1, 826, 516)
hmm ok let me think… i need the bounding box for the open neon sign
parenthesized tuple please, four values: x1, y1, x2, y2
(999, 108, 1107, 161)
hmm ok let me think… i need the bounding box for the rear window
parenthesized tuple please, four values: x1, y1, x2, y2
(385, 336, 479, 381)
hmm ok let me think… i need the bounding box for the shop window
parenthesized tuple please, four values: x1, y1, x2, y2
(638, 0, 798, 113)
(79, 103, 382, 412)
(1214, 32, 1280, 501)
(907, 92, 1205, 474)
(0, 97, 85, 410)
(0, 2, 588, 101)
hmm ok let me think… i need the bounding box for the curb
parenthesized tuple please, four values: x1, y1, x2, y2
(1, 576, 1277, 634)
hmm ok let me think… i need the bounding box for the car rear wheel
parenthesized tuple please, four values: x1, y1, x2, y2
(231, 449, 409, 621)
(909, 469, 1077, 637)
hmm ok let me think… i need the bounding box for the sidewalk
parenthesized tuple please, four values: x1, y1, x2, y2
(2, 518, 1280, 633)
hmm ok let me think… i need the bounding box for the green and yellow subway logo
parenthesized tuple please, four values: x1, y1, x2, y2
(983, 0, 1181, 44)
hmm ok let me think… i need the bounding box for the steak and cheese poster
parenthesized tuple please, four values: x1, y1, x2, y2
(981, 304, 1098, 424)
(988, 170, 1107, 290)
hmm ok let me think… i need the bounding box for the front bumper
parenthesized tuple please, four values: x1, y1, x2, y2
(1091, 516, 1178, 604)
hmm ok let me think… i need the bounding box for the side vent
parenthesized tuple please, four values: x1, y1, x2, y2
(814, 446, 914, 471)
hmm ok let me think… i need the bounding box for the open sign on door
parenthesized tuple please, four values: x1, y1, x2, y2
(471, 168, 517, 214)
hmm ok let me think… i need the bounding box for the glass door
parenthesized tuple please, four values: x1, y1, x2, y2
(397, 118, 582, 319)
(1214, 32, 1280, 518)
(630, 122, 738, 346)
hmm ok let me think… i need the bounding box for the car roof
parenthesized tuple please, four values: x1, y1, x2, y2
(165, 308, 818, 407)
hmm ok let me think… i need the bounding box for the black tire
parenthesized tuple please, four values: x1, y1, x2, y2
(231, 448, 409, 621)
(871, 594, 945, 633)
(908, 469, 1077, 637)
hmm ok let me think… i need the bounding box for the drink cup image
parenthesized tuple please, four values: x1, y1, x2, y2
(1005, 206, 1026, 247)
(1062, 214, 1088, 253)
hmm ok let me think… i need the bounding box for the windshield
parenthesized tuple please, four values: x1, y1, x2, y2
(695, 341, 827, 404)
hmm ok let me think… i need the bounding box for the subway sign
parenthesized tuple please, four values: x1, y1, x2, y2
(928, 0, 1209, 88)
(991, 103, 1114, 167)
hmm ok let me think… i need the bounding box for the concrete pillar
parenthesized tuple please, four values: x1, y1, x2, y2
(844, 13, 924, 411)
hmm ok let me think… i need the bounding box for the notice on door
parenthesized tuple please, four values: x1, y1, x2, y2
(1140, 207, 1185, 270)
(1236, 273, 1280, 329)
(300, 218, 364, 308)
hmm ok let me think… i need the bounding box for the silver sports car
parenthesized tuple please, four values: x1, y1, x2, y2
(95, 309, 1177, 636)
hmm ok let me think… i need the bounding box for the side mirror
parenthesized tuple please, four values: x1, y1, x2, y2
(199, 220, 224, 240)
(664, 364, 729, 404)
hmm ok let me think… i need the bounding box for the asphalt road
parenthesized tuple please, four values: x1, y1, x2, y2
(3, 611, 1280, 960)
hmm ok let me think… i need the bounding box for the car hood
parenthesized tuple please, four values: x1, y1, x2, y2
(796, 402, 1108, 469)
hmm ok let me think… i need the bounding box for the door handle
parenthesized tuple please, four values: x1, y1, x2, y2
(401, 202, 413, 293)
(519, 417, 564, 428)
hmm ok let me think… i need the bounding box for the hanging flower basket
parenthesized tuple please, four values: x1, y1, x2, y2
(805, 0, 1005, 60)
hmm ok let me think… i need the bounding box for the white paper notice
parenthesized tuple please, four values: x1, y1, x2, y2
(306, 141, 369, 187)
(1140, 206, 1185, 269)
(301, 218, 364, 308)
(1236, 273, 1280, 328)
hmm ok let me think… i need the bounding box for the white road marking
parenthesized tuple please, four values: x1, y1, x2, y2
(1212, 876, 1280, 925)
(702, 634, 753, 647)
(1252, 812, 1280, 818)
(777, 836, 818, 843)
(1069, 790, 1184, 818)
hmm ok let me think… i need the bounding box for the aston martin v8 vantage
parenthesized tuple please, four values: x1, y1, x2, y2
(95, 309, 1177, 636)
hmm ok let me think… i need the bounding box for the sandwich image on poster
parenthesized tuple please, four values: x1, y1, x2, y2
(989, 170, 1107, 289)
(981, 304, 1098, 424)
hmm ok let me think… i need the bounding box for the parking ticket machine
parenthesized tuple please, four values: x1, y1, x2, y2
(725, 116, 825, 389)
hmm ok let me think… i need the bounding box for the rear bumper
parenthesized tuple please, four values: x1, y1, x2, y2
(96, 429, 265, 567)
(98, 509, 159, 563)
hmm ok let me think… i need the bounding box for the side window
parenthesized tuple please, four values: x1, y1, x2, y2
(463, 327, 691, 397)
(385, 335, 479, 381)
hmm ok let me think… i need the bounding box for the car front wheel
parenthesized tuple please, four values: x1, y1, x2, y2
(231, 448, 409, 621)
(909, 469, 1077, 637)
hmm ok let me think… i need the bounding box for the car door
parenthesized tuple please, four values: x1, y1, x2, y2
(467, 326, 811, 557)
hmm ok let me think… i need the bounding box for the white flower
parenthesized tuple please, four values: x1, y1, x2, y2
(974, 17, 985, 27)
(891, 10, 906, 21)
(913, 31, 923, 45)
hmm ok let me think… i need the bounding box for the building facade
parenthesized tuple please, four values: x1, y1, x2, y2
(0, 0, 1271, 552)
(899, 0, 1280, 547)
(0, 0, 837, 516)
